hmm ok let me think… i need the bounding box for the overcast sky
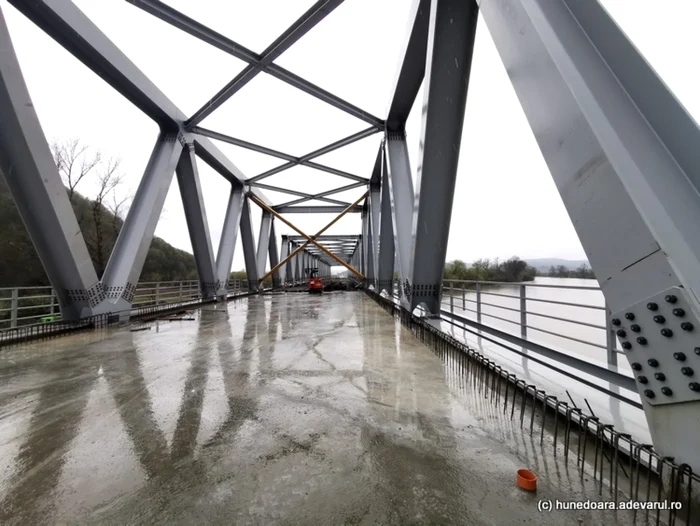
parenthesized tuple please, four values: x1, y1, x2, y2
(3, 0, 699, 274)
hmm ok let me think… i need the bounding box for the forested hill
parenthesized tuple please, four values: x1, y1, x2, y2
(0, 174, 198, 288)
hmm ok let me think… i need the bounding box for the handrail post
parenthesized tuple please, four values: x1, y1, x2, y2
(476, 282, 482, 323)
(605, 301, 618, 367)
(449, 281, 454, 313)
(155, 282, 160, 305)
(179, 281, 183, 301)
(519, 284, 527, 339)
(50, 289, 55, 315)
(462, 282, 466, 310)
(10, 288, 18, 328)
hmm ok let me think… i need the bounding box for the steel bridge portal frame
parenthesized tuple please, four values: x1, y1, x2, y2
(0, 0, 366, 313)
(371, 0, 700, 472)
(2, 0, 700, 472)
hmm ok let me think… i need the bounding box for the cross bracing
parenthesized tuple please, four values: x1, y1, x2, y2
(2, 0, 700, 472)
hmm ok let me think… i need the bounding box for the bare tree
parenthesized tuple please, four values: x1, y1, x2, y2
(90, 157, 123, 274)
(106, 185, 132, 239)
(51, 138, 101, 203)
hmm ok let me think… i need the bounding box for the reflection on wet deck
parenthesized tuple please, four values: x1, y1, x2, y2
(0, 292, 639, 525)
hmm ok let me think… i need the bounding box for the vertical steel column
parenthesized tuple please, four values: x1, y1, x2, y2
(359, 221, 365, 277)
(290, 242, 297, 283)
(268, 219, 280, 288)
(256, 210, 272, 279)
(384, 135, 415, 309)
(279, 236, 289, 285)
(100, 132, 183, 313)
(519, 284, 527, 339)
(215, 185, 245, 299)
(0, 10, 100, 320)
(481, 0, 700, 470)
(369, 184, 381, 288)
(293, 245, 300, 283)
(176, 142, 217, 300)
(298, 248, 303, 281)
(605, 302, 618, 368)
(377, 156, 395, 296)
(476, 282, 482, 323)
(361, 204, 375, 286)
(10, 289, 18, 328)
(239, 197, 259, 291)
(409, 0, 478, 315)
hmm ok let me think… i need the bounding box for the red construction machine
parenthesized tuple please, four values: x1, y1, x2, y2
(305, 268, 323, 294)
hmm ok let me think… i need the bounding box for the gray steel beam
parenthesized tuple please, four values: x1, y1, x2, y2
(256, 211, 273, 279)
(268, 219, 281, 287)
(279, 236, 289, 285)
(386, 0, 430, 132)
(293, 245, 300, 282)
(481, 0, 700, 470)
(273, 205, 361, 214)
(302, 161, 366, 183)
(9, 0, 182, 128)
(8, 0, 274, 209)
(239, 197, 259, 290)
(194, 127, 366, 185)
(368, 144, 383, 188)
(248, 162, 293, 182)
(193, 127, 296, 162)
(305, 243, 357, 248)
(188, 0, 345, 126)
(249, 181, 350, 207)
(362, 203, 375, 284)
(251, 159, 367, 184)
(100, 132, 183, 312)
(409, 0, 477, 314)
(215, 185, 245, 298)
(301, 127, 379, 161)
(126, 0, 383, 128)
(377, 157, 395, 295)
(369, 184, 381, 286)
(176, 142, 217, 300)
(359, 231, 365, 276)
(384, 134, 415, 309)
(247, 128, 378, 183)
(0, 8, 100, 320)
(275, 181, 367, 208)
(287, 235, 359, 241)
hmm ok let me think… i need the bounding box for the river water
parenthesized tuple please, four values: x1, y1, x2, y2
(442, 276, 650, 441)
(444, 276, 631, 374)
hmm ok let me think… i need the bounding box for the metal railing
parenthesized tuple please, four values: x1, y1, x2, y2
(368, 288, 697, 525)
(0, 279, 249, 330)
(388, 277, 635, 402)
(439, 279, 618, 367)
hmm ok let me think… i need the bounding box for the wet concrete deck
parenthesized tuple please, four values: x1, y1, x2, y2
(0, 292, 640, 524)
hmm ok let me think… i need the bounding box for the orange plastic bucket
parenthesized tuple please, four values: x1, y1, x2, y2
(516, 469, 537, 491)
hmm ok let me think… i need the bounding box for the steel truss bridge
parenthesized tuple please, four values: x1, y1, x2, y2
(2, 0, 700, 497)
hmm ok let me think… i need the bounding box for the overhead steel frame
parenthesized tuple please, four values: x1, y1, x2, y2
(477, 0, 700, 471)
(286, 235, 359, 267)
(370, 0, 477, 312)
(4, 0, 700, 471)
(0, 0, 377, 315)
(368, 0, 700, 469)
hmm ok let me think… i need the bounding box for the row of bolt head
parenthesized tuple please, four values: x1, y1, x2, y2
(631, 348, 700, 371)
(637, 367, 694, 382)
(644, 382, 700, 399)
(612, 294, 686, 328)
